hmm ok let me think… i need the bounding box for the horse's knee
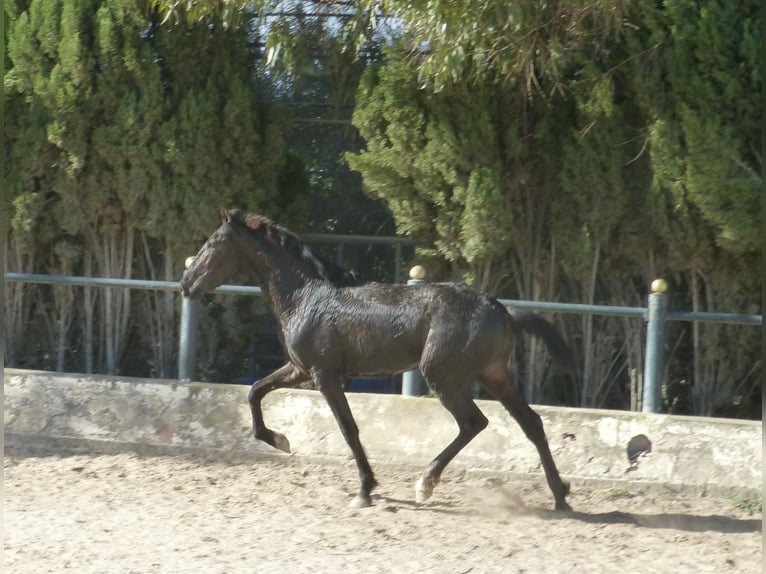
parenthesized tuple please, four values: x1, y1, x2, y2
(247, 384, 260, 407)
(527, 408, 543, 430)
(465, 410, 489, 436)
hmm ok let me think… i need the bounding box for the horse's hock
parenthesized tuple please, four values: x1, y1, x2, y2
(4, 369, 761, 498)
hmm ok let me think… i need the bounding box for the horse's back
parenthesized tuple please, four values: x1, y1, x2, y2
(349, 281, 511, 376)
(286, 280, 509, 377)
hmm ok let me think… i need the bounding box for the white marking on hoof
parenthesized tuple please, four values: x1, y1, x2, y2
(349, 494, 372, 508)
(415, 476, 436, 504)
(272, 432, 291, 453)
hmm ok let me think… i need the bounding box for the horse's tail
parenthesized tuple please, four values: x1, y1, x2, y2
(505, 307, 577, 373)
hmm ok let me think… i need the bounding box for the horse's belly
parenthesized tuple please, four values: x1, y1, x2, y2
(283, 319, 423, 377)
(344, 336, 422, 376)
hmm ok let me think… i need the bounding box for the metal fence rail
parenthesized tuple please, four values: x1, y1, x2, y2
(497, 297, 762, 325)
(3, 272, 263, 295)
(5, 272, 762, 413)
(8, 273, 760, 325)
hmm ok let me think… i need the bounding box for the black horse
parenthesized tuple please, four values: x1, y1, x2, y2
(181, 209, 575, 510)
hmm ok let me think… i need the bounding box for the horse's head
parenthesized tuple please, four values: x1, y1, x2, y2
(180, 208, 245, 299)
(181, 208, 361, 300)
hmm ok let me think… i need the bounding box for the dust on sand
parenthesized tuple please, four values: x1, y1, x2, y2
(4, 444, 762, 574)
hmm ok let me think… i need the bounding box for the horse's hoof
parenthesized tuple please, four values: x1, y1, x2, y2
(415, 476, 436, 504)
(554, 480, 571, 510)
(349, 494, 372, 509)
(272, 432, 291, 453)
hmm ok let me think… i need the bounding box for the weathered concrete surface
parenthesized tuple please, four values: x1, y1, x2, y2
(4, 369, 762, 496)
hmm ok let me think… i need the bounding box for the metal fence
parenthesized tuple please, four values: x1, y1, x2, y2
(4, 271, 762, 413)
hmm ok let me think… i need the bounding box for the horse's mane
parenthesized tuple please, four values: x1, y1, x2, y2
(239, 211, 360, 287)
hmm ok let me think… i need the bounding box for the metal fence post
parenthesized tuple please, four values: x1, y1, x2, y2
(402, 265, 427, 397)
(178, 257, 199, 381)
(643, 278, 669, 413)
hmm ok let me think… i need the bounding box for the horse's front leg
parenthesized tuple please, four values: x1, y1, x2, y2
(248, 363, 310, 453)
(313, 370, 378, 508)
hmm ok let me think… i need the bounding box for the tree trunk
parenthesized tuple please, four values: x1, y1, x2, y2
(580, 243, 600, 407)
(691, 270, 703, 414)
(54, 283, 75, 372)
(508, 184, 550, 403)
(4, 239, 35, 367)
(83, 252, 96, 374)
(140, 234, 177, 378)
(101, 227, 135, 374)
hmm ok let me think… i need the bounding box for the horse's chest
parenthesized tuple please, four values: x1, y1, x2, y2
(280, 314, 344, 366)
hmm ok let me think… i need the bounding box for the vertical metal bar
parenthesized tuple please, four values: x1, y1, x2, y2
(402, 266, 427, 397)
(178, 296, 199, 381)
(401, 348, 426, 396)
(643, 279, 669, 413)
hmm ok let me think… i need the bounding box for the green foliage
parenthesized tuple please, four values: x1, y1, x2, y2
(6, 0, 761, 415)
(629, 0, 761, 258)
(346, 1, 761, 411)
(618, 1, 762, 417)
(5, 0, 304, 376)
(348, 55, 516, 282)
(151, 1, 628, 94)
(727, 494, 762, 515)
(7, 0, 301, 251)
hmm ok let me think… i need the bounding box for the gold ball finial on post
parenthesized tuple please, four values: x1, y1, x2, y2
(409, 265, 426, 281)
(650, 278, 668, 293)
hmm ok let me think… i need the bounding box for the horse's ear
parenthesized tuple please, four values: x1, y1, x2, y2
(220, 207, 231, 224)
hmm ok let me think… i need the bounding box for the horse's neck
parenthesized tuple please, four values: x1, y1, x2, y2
(246, 243, 319, 319)
(260, 274, 302, 316)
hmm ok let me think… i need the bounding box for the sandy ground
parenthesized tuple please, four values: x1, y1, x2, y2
(4, 443, 762, 574)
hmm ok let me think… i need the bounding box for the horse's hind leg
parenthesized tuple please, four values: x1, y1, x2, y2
(416, 381, 488, 504)
(313, 370, 378, 508)
(479, 365, 571, 511)
(248, 363, 310, 453)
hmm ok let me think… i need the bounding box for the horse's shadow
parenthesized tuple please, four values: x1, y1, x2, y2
(371, 494, 762, 534)
(551, 509, 762, 534)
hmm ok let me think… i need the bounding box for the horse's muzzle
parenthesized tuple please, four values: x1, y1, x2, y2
(179, 276, 193, 298)
(180, 274, 206, 300)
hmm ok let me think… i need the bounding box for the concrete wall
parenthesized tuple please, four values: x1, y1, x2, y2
(4, 369, 762, 496)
